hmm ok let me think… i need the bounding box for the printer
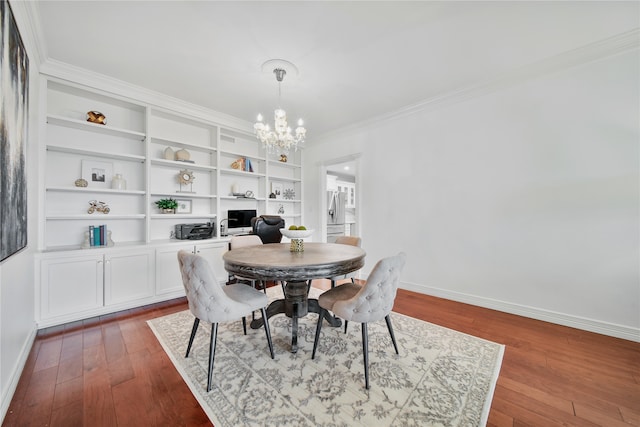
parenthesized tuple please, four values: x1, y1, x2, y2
(175, 222, 215, 240)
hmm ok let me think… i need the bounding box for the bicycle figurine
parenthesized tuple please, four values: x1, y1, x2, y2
(88, 200, 110, 214)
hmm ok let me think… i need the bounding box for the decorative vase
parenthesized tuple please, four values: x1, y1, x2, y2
(175, 148, 191, 161)
(111, 173, 126, 190)
(162, 208, 175, 214)
(164, 147, 174, 160)
(290, 239, 304, 252)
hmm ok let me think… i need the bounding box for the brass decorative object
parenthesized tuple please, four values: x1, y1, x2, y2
(87, 200, 110, 214)
(86, 111, 106, 125)
(178, 169, 195, 185)
(178, 169, 195, 193)
(279, 154, 288, 162)
(75, 178, 88, 187)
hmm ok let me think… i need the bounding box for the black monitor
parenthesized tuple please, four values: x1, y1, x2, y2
(227, 209, 257, 229)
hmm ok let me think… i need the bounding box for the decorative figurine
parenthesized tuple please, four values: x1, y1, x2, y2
(88, 200, 110, 214)
(86, 111, 106, 125)
(75, 178, 88, 187)
(175, 148, 191, 162)
(279, 154, 288, 163)
(283, 188, 295, 200)
(278, 204, 285, 214)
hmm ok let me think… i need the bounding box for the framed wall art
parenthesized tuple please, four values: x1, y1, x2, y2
(82, 160, 113, 188)
(1, 0, 29, 262)
(175, 199, 192, 214)
(271, 182, 283, 199)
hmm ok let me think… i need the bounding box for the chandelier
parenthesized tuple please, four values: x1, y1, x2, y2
(254, 63, 306, 154)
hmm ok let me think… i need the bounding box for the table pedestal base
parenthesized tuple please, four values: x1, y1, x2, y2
(250, 280, 341, 353)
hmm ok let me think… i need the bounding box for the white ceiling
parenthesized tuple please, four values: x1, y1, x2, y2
(34, 1, 638, 139)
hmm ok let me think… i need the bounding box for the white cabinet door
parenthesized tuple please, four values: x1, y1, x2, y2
(196, 242, 229, 285)
(105, 249, 155, 305)
(40, 253, 104, 319)
(155, 244, 194, 295)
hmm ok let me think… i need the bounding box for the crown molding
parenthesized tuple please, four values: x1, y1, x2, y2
(315, 28, 640, 144)
(39, 59, 254, 133)
(8, 0, 46, 68)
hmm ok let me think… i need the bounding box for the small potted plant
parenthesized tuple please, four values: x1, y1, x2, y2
(155, 198, 178, 214)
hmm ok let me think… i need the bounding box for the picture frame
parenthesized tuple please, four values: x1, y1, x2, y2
(271, 182, 283, 199)
(82, 160, 113, 188)
(175, 199, 192, 214)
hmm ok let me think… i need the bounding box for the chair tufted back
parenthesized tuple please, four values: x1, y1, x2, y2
(177, 250, 252, 323)
(334, 235, 362, 248)
(251, 215, 285, 244)
(230, 234, 263, 250)
(332, 252, 406, 323)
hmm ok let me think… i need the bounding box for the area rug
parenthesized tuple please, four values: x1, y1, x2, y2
(147, 287, 504, 427)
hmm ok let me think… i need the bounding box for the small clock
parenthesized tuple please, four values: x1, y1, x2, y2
(178, 169, 195, 185)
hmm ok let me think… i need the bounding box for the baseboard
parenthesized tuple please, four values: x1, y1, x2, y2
(400, 282, 640, 343)
(1, 323, 37, 424)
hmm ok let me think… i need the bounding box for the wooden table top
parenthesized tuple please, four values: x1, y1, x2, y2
(223, 242, 366, 282)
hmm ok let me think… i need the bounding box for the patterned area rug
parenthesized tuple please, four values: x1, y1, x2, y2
(147, 287, 504, 426)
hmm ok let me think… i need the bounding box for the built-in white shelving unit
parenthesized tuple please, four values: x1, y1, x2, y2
(37, 76, 304, 327)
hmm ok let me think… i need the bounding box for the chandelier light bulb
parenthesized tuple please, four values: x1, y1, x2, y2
(257, 113, 263, 122)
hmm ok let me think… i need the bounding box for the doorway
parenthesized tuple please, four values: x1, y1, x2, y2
(324, 156, 359, 243)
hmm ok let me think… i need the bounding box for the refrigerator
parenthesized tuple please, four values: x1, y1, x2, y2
(327, 191, 346, 243)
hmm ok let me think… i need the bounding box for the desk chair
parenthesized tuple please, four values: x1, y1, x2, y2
(312, 252, 406, 389)
(178, 250, 274, 392)
(251, 215, 285, 244)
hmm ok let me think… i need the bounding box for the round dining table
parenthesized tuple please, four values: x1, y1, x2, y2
(223, 242, 366, 353)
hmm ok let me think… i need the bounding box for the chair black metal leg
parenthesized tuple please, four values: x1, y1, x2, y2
(206, 323, 218, 392)
(385, 315, 399, 355)
(344, 320, 349, 334)
(362, 322, 370, 389)
(330, 279, 336, 289)
(185, 318, 200, 357)
(261, 308, 275, 359)
(242, 316, 247, 335)
(311, 308, 325, 359)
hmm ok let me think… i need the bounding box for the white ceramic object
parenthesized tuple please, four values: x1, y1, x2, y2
(279, 228, 314, 239)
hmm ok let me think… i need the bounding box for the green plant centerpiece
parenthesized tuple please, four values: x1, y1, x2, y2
(155, 198, 178, 214)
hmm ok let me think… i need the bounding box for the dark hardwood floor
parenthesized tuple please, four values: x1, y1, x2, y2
(3, 280, 639, 426)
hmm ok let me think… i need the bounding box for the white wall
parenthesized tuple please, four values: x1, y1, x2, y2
(1, 1, 40, 420)
(304, 48, 639, 341)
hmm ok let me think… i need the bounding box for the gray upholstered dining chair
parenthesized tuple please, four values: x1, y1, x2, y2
(330, 235, 362, 288)
(177, 250, 274, 392)
(312, 252, 406, 389)
(229, 235, 265, 292)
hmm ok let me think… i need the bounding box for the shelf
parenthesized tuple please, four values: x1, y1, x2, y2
(219, 168, 265, 177)
(47, 114, 146, 141)
(42, 240, 147, 253)
(269, 198, 302, 203)
(269, 175, 302, 183)
(220, 149, 266, 162)
(46, 186, 146, 195)
(150, 136, 216, 154)
(150, 214, 216, 220)
(150, 158, 216, 172)
(47, 145, 146, 163)
(219, 196, 265, 201)
(150, 192, 216, 199)
(268, 159, 301, 169)
(46, 214, 146, 220)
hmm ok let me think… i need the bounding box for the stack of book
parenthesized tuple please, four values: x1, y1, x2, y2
(89, 225, 107, 247)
